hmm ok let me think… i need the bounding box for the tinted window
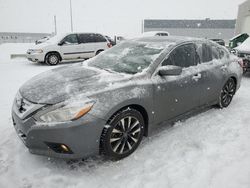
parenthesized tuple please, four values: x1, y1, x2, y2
(95, 34, 107, 42)
(62, 34, 78, 44)
(78, 34, 96, 43)
(78, 33, 107, 43)
(156, 33, 168, 36)
(163, 44, 197, 68)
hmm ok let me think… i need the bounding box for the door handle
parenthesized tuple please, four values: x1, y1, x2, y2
(192, 73, 202, 81)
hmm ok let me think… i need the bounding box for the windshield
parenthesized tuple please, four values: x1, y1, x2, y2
(87, 41, 166, 74)
(46, 33, 67, 43)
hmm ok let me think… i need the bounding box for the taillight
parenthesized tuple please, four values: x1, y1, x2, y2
(107, 43, 112, 48)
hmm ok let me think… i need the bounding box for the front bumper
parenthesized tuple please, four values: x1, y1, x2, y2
(12, 109, 106, 159)
(26, 53, 45, 62)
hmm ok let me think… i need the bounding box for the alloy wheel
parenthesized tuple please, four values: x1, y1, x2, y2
(110, 116, 142, 155)
(220, 78, 236, 108)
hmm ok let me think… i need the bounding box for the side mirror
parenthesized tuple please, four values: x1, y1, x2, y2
(58, 41, 65, 46)
(158, 66, 182, 76)
(230, 49, 238, 55)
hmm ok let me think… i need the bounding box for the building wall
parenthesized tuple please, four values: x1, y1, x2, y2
(235, 0, 250, 35)
(0, 32, 51, 44)
(144, 28, 235, 41)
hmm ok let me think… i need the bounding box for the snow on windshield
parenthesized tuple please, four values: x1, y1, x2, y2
(87, 41, 169, 74)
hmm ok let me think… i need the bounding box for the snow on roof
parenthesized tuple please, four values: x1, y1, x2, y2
(144, 19, 236, 29)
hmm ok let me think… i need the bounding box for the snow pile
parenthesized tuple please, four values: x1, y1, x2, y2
(0, 43, 33, 61)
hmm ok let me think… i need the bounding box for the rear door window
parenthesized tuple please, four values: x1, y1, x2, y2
(78, 34, 96, 43)
(94, 34, 107, 42)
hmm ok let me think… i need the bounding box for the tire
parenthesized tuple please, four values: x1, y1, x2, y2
(100, 108, 145, 160)
(45, 53, 60, 66)
(218, 78, 236, 108)
(96, 50, 104, 56)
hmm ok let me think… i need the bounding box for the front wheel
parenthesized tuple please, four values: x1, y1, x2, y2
(100, 108, 145, 160)
(218, 78, 236, 108)
(45, 53, 60, 66)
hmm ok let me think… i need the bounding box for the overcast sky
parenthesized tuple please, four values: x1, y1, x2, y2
(0, 0, 246, 37)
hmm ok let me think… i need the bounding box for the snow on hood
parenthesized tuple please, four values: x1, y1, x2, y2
(235, 37, 250, 52)
(19, 63, 131, 104)
(30, 33, 67, 49)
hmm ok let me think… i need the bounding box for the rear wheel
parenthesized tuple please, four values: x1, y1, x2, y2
(45, 53, 60, 66)
(219, 78, 236, 108)
(100, 108, 145, 160)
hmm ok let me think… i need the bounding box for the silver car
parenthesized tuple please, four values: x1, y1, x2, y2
(12, 36, 243, 160)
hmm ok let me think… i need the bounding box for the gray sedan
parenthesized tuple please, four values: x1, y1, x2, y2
(12, 36, 243, 160)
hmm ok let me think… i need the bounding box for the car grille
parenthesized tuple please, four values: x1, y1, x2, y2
(13, 92, 44, 120)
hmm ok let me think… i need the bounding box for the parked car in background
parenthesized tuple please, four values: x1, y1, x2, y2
(210, 39, 225, 46)
(141, 31, 170, 37)
(229, 33, 249, 49)
(235, 37, 250, 73)
(13, 36, 242, 160)
(27, 33, 111, 65)
(105, 35, 116, 46)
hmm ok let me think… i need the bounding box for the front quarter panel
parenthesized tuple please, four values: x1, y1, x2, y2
(88, 80, 154, 125)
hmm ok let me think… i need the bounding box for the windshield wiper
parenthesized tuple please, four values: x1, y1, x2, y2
(102, 68, 118, 74)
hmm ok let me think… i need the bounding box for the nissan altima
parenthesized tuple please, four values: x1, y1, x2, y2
(12, 36, 243, 160)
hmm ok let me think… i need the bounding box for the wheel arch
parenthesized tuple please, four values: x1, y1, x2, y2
(105, 103, 150, 137)
(95, 49, 104, 55)
(44, 51, 62, 62)
(230, 76, 237, 86)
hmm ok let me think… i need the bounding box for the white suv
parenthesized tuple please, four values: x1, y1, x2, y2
(27, 33, 111, 65)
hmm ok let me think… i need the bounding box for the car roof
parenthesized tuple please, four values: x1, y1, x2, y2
(133, 36, 203, 45)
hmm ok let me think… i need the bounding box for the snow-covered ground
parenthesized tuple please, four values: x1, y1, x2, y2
(0, 43, 250, 188)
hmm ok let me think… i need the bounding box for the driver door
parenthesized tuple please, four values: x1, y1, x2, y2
(152, 43, 204, 125)
(60, 34, 82, 60)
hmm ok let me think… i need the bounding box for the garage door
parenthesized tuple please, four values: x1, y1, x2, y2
(242, 16, 250, 34)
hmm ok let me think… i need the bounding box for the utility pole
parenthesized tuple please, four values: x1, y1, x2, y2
(54, 15, 57, 35)
(70, 0, 73, 32)
(141, 19, 144, 33)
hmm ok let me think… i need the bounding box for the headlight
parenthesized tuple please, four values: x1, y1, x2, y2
(36, 100, 95, 123)
(28, 49, 43, 54)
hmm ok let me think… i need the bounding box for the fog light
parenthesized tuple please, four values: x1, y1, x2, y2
(60, 144, 69, 152)
(45, 142, 73, 154)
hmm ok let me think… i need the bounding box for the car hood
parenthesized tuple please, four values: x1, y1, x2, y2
(19, 64, 131, 104)
(235, 38, 250, 53)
